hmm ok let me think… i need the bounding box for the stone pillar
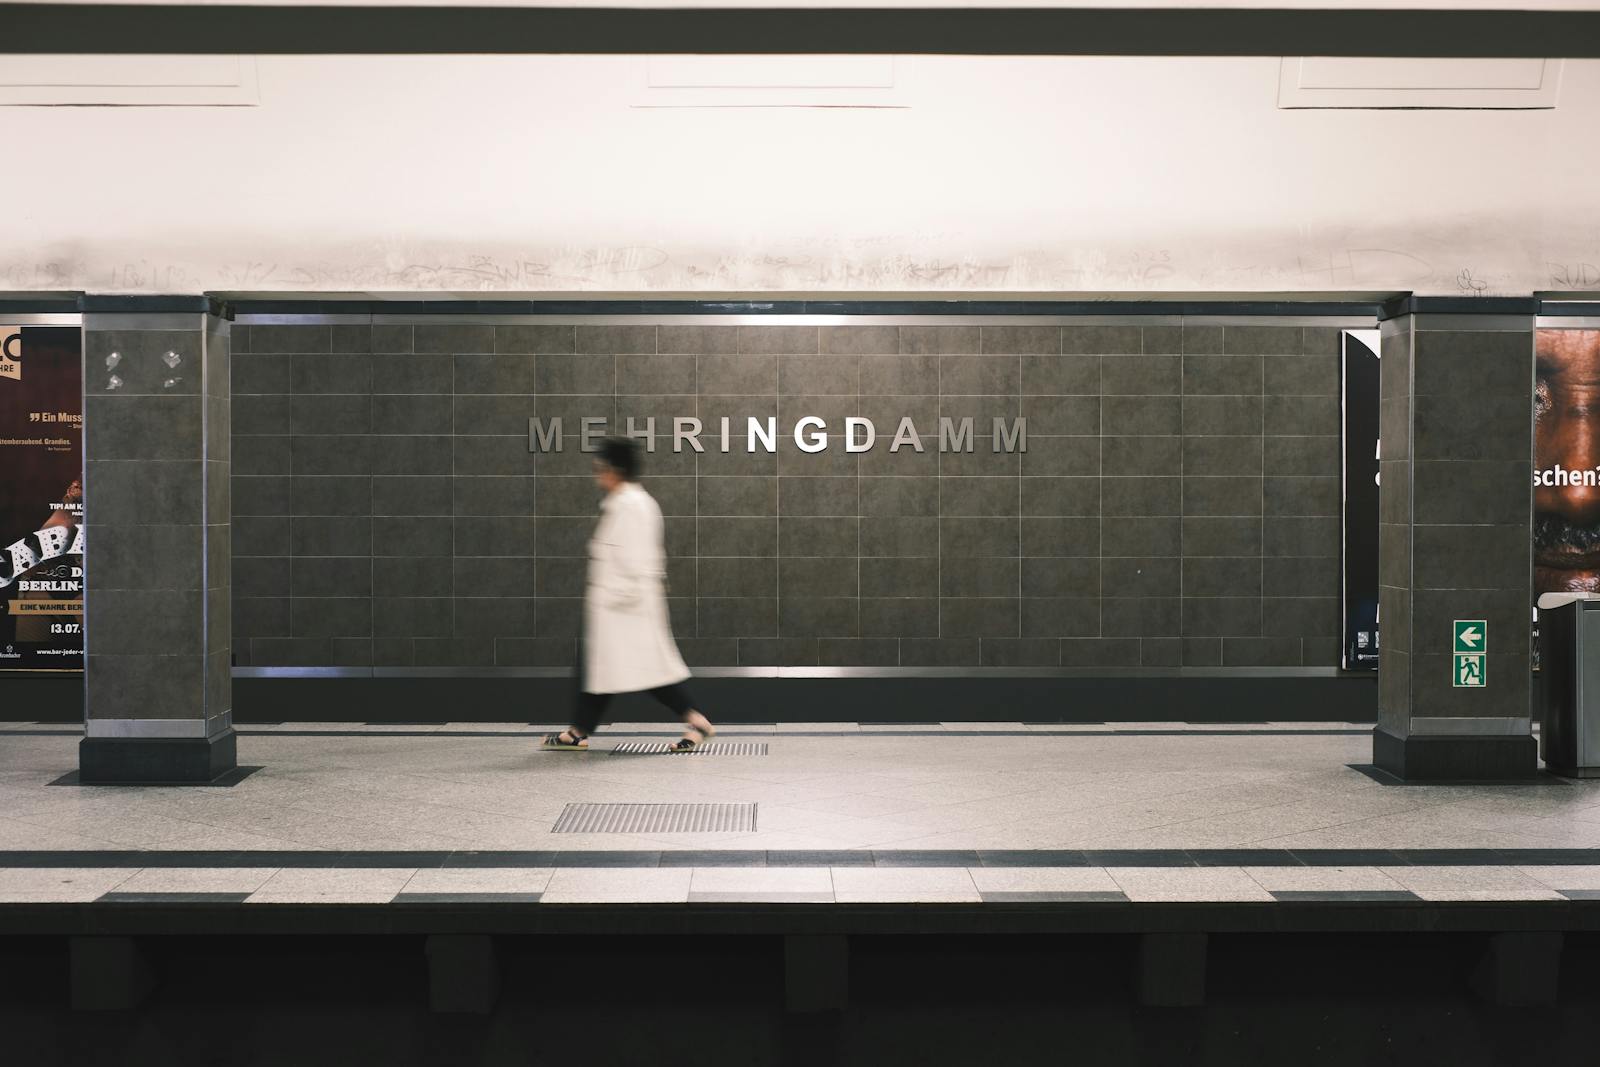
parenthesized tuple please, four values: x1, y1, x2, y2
(1374, 302, 1535, 780)
(80, 300, 235, 783)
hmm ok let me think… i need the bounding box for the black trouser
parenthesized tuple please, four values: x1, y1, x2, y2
(573, 682, 697, 736)
(571, 640, 697, 735)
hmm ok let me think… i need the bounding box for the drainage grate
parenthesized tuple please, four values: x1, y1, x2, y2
(552, 802, 758, 834)
(610, 741, 768, 757)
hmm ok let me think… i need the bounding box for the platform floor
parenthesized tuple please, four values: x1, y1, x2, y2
(3, 721, 1600, 905)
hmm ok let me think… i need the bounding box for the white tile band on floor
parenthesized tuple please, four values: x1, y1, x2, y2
(4, 865, 1600, 905)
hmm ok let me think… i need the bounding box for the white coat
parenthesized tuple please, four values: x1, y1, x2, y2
(583, 482, 690, 694)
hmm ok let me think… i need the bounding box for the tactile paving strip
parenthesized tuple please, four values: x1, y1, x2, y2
(609, 741, 768, 756)
(551, 802, 758, 834)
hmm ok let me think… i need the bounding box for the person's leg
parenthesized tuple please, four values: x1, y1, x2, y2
(547, 691, 609, 749)
(648, 682, 715, 750)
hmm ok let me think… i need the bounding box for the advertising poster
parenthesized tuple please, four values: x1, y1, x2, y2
(0, 325, 84, 670)
(1534, 329, 1600, 599)
(1341, 329, 1381, 671)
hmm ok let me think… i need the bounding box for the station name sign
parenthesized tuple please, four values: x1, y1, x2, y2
(528, 416, 1028, 455)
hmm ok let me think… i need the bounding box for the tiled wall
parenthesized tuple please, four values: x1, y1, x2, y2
(230, 320, 1344, 669)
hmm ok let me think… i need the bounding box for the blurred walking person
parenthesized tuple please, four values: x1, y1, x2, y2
(543, 436, 716, 752)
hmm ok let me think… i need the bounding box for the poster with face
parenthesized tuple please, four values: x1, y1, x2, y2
(0, 326, 84, 670)
(1535, 329, 1600, 597)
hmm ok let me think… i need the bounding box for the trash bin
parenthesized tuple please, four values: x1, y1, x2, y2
(1537, 592, 1600, 778)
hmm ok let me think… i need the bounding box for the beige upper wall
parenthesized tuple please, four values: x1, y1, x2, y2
(2, 54, 1597, 295)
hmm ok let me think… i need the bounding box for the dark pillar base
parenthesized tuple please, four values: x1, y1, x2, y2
(78, 728, 237, 785)
(71, 937, 153, 1011)
(785, 934, 848, 1014)
(1138, 932, 1207, 1007)
(1372, 728, 1537, 782)
(425, 935, 499, 1014)
(1472, 933, 1563, 1006)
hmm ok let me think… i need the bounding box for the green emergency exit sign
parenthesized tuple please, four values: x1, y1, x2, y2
(1453, 619, 1486, 687)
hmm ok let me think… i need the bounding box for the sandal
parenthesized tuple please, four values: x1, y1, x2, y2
(542, 729, 590, 751)
(668, 716, 717, 753)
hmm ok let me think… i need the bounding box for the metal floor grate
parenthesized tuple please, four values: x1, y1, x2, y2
(609, 741, 768, 757)
(552, 802, 758, 834)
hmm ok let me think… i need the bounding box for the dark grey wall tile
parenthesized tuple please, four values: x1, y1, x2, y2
(861, 557, 938, 598)
(495, 324, 574, 354)
(1264, 516, 1340, 558)
(861, 597, 939, 638)
(982, 326, 1058, 354)
(781, 557, 859, 598)
(1222, 637, 1303, 666)
(1183, 354, 1262, 396)
(414, 324, 495, 354)
(1061, 637, 1140, 666)
(819, 638, 900, 666)
(782, 517, 859, 557)
(1182, 477, 1263, 518)
(861, 516, 938, 557)
(981, 638, 1060, 666)
(372, 353, 453, 395)
(251, 325, 330, 354)
(860, 477, 938, 517)
(860, 353, 939, 395)
(1263, 476, 1340, 516)
(940, 556, 1019, 597)
(371, 325, 413, 353)
(738, 325, 817, 355)
(1020, 598, 1100, 638)
(779, 597, 858, 637)
(1021, 477, 1099, 517)
(1022, 557, 1100, 598)
(1101, 477, 1181, 517)
(738, 638, 818, 666)
(1101, 516, 1180, 558)
(697, 355, 776, 396)
(1060, 325, 1138, 355)
(900, 326, 978, 355)
(537, 354, 616, 395)
(577, 324, 656, 354)
(1021, 355, 1099, 397)
(292, 597, 372, 638)
(1263, 596, 1337, 637)
(941, 354, 1019, 396)
(699, 516, 777, 557)
(1103, 396, 1181, 435)
(780, 353, 859, 396)
(1100, 354, 1181, 396)
(293, 516, 373, 557)
(376, 556, 453, 598)
(455, 516, 535, 556)
(1183, 436, 1262, 476)
(1140, 638, 1182, 666)
(1263, 354, 1339, 396)
(941, 598, 1019, 638)
(455, 353, 537, 394)
(233, 353, 291, 395)
(1181, 597, 1262, 637)
(1264, 396, 1340, 437)
(1103, 557, 1181, 597)
(1103, 436, 1181, 476)
(941, 477, 1019, 517)
(699, 597, 778, 637)
(1183, 395, 1262, 436)
(372, 516, 448, 557)
(779, 476, 858, 517)
(1021, 435, 1100, 476)
(1184, 557, 1262, 598)
(1224, 325, 1302, 355)
(1102, 597, 1181, 638)
(1181, 638, 1221, 666)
